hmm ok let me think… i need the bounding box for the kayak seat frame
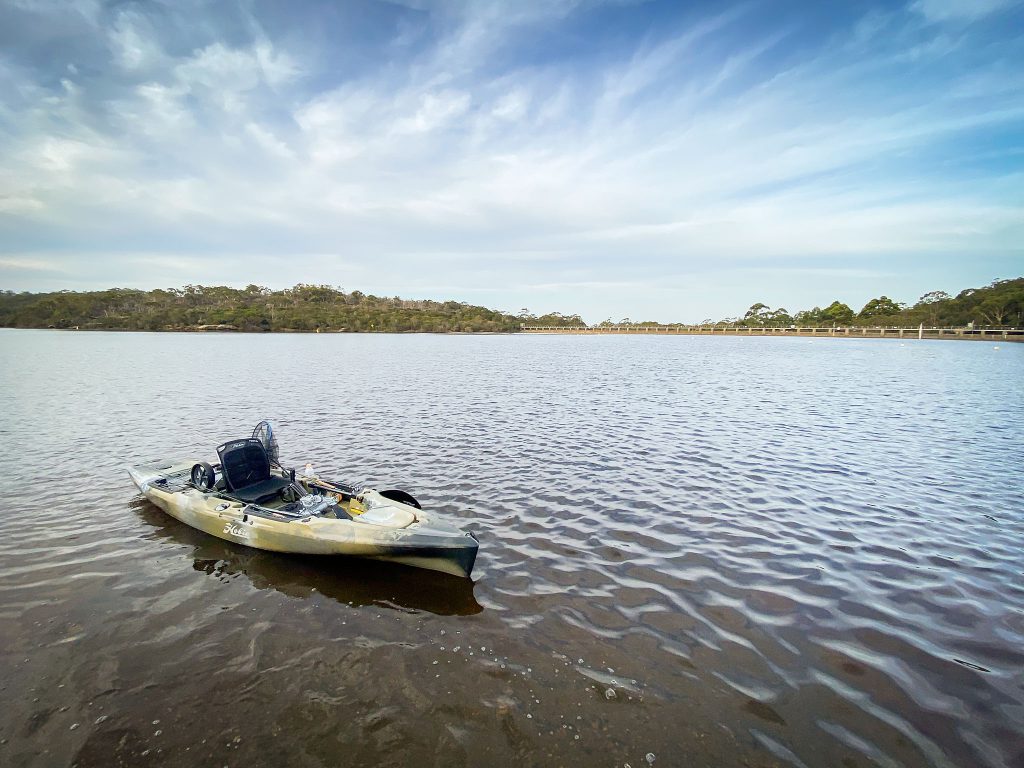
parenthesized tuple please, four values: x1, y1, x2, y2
(216, 438, 290, 505)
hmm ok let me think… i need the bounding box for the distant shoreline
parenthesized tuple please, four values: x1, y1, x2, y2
(1, 325, 1020, 342)
(1, 326, 514, 335)
(521, 326, 1024, 343)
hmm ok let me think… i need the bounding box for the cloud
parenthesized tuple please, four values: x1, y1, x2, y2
(910, 0, 1018, 22)
(109, 10, 162, 71)
(0, 257, 65, 272)
(395, 89, 471, 133)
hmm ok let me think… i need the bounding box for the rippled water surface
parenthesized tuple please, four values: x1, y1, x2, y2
(1, 329, 1022, 768)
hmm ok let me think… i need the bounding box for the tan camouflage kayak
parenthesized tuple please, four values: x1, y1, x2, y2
(127, 426, 478, 578)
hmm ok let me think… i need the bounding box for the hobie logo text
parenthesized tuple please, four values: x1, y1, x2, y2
(223, 523, 248, 537)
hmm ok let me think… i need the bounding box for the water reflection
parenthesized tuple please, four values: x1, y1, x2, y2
(132, 496, 483, 616)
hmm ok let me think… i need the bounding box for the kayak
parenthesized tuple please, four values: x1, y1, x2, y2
(127, 423, 479, 578)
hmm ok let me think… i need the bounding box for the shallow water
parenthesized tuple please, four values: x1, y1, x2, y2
(0, 329, 1022, 768)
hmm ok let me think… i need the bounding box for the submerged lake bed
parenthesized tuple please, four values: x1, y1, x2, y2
(0, 330, 1022, 768)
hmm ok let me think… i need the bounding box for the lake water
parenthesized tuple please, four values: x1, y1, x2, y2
(0, 329, 1022, 768)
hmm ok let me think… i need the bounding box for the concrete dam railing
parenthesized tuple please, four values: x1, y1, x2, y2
(521, 325, 1024, 342)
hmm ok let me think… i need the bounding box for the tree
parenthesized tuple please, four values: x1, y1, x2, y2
(977, 296, 1012, 326)
(743, 303, 771, 326)
(913, 290, 952, 325)
(859, 296, 904, 319)
(821, 301, 855, 326)
(916, 290, 950, 305)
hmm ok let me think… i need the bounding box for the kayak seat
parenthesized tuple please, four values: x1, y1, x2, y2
(227, 476, 291, 504)
(217, 438, 290, 505)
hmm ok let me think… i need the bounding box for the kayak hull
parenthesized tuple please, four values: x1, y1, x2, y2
(128, 459, 478, 578)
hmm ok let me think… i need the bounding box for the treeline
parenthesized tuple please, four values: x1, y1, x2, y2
(0, 284, 584, 333)
(4, 277, 1020, 333)
(597, 277, 1024, 329)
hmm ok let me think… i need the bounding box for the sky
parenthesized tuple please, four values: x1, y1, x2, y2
(0, 0, 1021, 322)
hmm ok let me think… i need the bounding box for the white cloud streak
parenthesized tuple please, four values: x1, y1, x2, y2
(911, 0, 1018, 22)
